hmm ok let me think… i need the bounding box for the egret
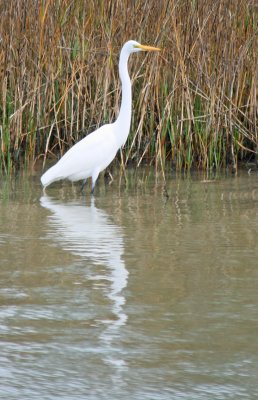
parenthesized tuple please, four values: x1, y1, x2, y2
(41, 40, 160, 193)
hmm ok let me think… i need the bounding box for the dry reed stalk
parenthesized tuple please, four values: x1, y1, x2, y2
(0, 0, 256, 172)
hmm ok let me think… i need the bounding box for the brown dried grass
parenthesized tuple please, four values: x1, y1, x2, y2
(0, 0, 257, 172)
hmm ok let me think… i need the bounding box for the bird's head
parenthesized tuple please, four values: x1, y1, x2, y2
(124, 40, 160, 54)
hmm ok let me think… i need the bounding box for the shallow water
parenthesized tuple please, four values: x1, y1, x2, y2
(0, 169, 257, 399)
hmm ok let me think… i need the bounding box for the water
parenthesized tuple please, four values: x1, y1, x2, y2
(0, 169, 257, 399)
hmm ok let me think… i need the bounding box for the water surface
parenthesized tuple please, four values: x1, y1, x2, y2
(0, 169, 257, 399)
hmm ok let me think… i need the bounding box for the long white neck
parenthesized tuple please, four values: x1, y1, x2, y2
(114, 47, 132, 147)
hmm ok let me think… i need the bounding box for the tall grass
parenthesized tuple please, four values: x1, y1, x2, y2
(0, 0, 257, 173)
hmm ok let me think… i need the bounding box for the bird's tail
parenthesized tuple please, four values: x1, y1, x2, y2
(41, 165, 61, 188)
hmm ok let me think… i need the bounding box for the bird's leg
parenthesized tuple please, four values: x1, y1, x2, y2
(91, 171, 99, 195)
(80, 179, 87, 194)
(90, 177, 96, 195)
(91, 179, 96, 195)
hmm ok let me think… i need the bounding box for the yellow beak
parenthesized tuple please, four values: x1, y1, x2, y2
(135, 44, 161, 51)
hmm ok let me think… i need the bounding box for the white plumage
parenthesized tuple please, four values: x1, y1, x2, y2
(41, 124, 117, 189)
(41, 40, 160, 193)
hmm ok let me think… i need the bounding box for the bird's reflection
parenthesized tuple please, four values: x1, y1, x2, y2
(40, 195, 128, 368)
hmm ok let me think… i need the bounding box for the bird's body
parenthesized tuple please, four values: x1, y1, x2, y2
(41, 123, 118, 188)
(41, 40, 160, 192)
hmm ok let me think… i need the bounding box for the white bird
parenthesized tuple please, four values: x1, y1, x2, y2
(41, 40, 160, 193)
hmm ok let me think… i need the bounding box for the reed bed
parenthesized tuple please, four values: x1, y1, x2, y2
(0, 0, 257, 173)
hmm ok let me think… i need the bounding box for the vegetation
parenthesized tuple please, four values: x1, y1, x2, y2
(0, 0, 257, 173)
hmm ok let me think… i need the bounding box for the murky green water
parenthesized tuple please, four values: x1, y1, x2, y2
(0, 169, 257, 399)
